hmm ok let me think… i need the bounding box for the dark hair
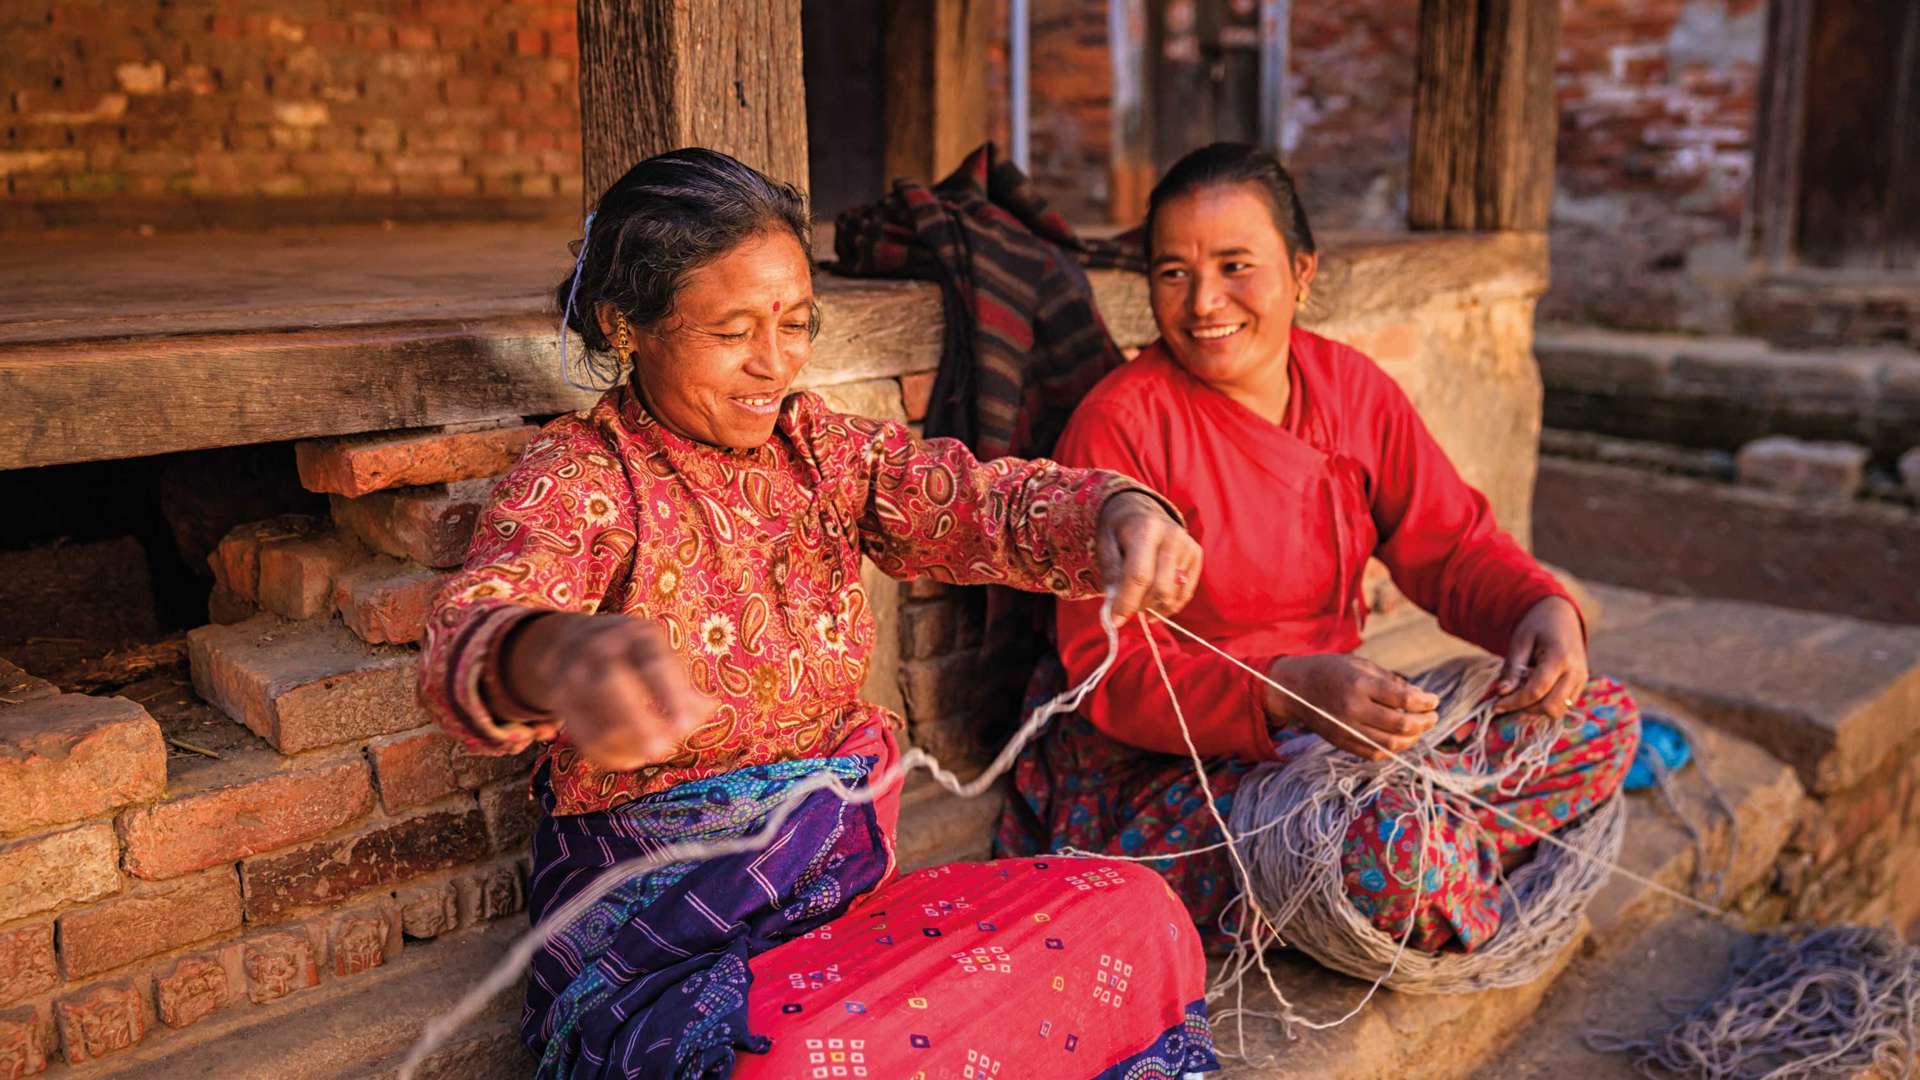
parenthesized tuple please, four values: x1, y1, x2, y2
(555, 147, 813, 382)
(1145, 142, 1316, 260)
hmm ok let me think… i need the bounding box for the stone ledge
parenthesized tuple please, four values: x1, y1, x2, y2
(1213, 929, 1579, 1080)
(1586, 585, 1920, 796)
(1581, 700, 1802, 950)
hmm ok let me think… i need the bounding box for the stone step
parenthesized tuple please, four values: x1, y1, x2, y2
(69, 917, 528, 1079)
(1586, 585, 1920, 796)
(1535, 325, 1920, 461)
(1581, 697, 1804, 949)
(1210, 936, 1581, 1079)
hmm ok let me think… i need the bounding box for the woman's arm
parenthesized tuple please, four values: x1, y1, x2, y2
(1359, 359, 1586, 716)
(417, 417, 644, 754)
(849, 414, 1194, 616)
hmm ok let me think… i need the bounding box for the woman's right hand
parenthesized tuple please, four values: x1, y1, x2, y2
(1262, 654, 1439, 761)
(501, 612, 715, 772)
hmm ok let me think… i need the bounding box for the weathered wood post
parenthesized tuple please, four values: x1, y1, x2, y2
(574, 0, 810, 201)
(1407, 0, 1560, 231)
(881, 0, 993, 183)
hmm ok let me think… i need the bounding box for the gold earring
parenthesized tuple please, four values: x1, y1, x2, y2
(612, 317, 633, 357)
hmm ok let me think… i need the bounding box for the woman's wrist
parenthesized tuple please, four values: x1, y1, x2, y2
(490, 610, 564, 718)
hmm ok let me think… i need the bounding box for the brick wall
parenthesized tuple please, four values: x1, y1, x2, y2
(997, 0, 1762, 333)
(1, 1, 581, 226)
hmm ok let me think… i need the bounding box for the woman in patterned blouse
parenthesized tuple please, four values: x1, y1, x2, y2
(416, 149, 1221, 1079)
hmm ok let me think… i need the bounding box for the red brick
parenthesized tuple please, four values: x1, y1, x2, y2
(0, 1006, 46, 1078)
(397, 882, 459, 940)
(330, 478, 491, 568)
(119, 760, 374, 881)
(327, 907, 397, 977)
(900, 371, 935, 422)
(333, 558, 448, 645)
(54, 980, 145, 1065)
(236, 931, 317, 1004)
(457, 862, 524, 923)
(240, 807, 490, 923)
(208, 516, 317, 603)
(0, 925, 54, 1009)
(478, 776, 537, 853)
(450, 742, 539, 789)
(256, 532, 365, 620)
(0, 660, 56, 709)
(295, 424, 535, 498)
(899, 598, 960, 660)
(0, 825, 119, 923)
(369, 728, 459, 812)
(187, 615, 428, 754)
(150, 953, 230, 1029)
(0, 694, 165, 838)
(58, 868, 242, 980)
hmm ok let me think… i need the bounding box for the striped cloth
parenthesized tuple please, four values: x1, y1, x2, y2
(831, 142, 1144, 462)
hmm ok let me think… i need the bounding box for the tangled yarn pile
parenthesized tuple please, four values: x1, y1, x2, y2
(1589, 923, 1920, 1079)
(1225, 655, 1623, 999)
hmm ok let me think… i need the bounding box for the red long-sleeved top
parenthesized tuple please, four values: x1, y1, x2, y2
(1053, 329, 1571, 762)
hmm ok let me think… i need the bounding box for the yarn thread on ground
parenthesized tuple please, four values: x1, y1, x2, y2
(1586, 923, 1920, 1080)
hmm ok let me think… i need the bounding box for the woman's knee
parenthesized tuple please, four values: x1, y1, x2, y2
(1573, 674, 1642, 795)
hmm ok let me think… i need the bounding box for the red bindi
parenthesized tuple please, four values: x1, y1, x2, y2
(771, 301, 781, 313)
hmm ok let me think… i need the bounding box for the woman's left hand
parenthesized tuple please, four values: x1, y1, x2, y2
(1095, 491, 1203, 619)
(1493, 596, 1589, 720)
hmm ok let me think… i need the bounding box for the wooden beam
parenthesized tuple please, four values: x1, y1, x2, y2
(1407, 0, 1560, 231)
(881, 0, 993, 184)
(575, 0, 809, 202)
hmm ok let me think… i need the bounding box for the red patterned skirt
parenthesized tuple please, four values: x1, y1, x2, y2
(735, 857, 1218, 1078)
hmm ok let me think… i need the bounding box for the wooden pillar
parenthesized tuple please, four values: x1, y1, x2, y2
(1407, 0, 1560, 231)
(575, 0, 809, 204)
(1107, 0, 1152, 224)
(1747, 0, 1811, 270)
(882, 0, 993, 184)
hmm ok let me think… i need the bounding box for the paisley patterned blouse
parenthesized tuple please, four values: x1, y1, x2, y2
(418, 382, 1143, 816)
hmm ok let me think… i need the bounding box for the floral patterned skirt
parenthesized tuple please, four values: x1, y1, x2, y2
(734, 858, 1218, 1079)
(996, 663, 1641, 953)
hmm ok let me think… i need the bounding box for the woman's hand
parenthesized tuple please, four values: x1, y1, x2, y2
(1493, 596, 1589, 721)
(1095, 491, 1203, 619)
(501, 612, 716, 772)
(1264, 654, 1439, 761)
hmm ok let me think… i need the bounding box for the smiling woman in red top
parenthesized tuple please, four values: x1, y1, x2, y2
(997, 143, 1642, 954)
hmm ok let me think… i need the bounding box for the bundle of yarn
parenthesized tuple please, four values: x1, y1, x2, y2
(1226, 654, 1624, 995)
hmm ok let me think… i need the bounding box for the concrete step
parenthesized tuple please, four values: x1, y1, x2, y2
(74, 917, 528, 1079)
(1586, 585, 1920, 797)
